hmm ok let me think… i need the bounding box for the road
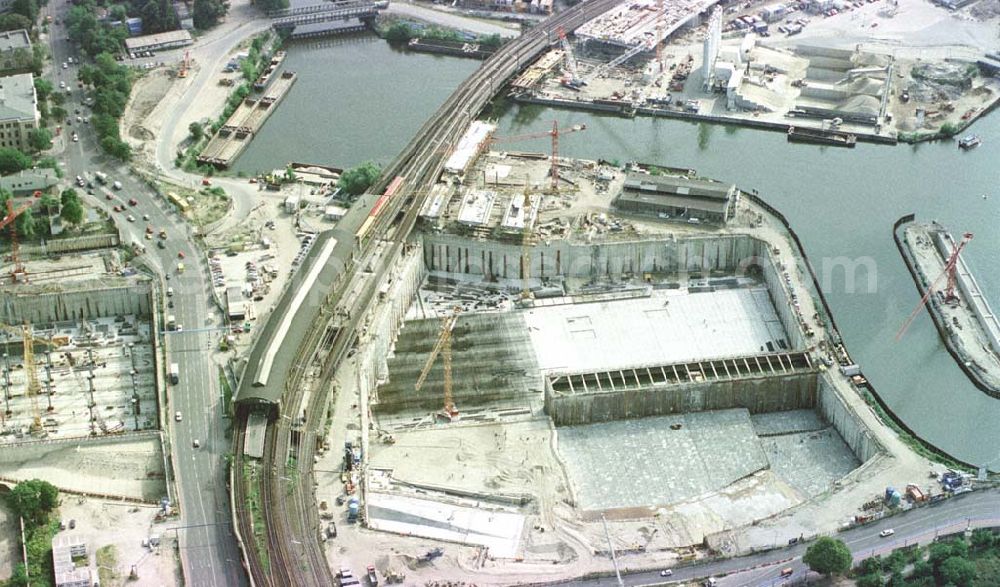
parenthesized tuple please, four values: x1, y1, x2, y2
(385, 2, 521, 37)
(559, 488, 1000, 586)
(43, 5, 244, 586)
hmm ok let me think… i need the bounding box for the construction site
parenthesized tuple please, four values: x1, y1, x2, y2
(510, 0, 1000, 143)
(896, 217, 1000, 396)
(307, 116, 951, 581)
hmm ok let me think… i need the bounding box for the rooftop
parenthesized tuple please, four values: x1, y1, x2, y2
(124, 29, 192, 50)
(0, 72, 37, 121)
(525, 286, 788, 374)
(456, 189, 496, 226)
(0, 29, 30, 53)
(623, 172, 735, 200)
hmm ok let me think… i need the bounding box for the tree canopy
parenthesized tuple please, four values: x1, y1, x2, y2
(803, 536, 852, 576)
(5, 479, 59, 526)
(0, 147, 32, 174)
(193, 0, 227, 29)
(337, 161, 381, 197)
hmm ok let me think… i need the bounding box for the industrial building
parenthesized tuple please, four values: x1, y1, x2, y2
(615, 172, 737, 224)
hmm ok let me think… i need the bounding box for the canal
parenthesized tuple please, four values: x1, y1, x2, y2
(238, 34, 1000, 466)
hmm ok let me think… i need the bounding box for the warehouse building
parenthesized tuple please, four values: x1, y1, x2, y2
(615, 173, 737, 224)
(124, 29, 192, 54)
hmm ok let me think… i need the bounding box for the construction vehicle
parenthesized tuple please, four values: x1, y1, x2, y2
(488, 121, 586, 193)
(1, 199, 33, 282)
(414, 307, 461, 420)
(366, 564, 378, 586)
(896, 231, 973, 339)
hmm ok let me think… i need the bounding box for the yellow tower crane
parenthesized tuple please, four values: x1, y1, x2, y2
(414, 308, 461, 421)
(0, 322, 58, 434)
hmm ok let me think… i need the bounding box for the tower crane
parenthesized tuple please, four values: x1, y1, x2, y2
(0, 322, 50, 433)
(1, 199, 33, 282)
(414, 307, 461, 421)
(655, 0, 665, 72)
(896, 231, 973, 340)
(488, 121, 586, 192)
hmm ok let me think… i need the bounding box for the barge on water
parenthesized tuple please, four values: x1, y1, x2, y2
(786, 126, 857, 148)
(958, 134, 981, 150)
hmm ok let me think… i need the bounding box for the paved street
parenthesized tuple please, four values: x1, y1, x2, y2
(42, 5, 244, 585)
(563, 488, 1000, 586)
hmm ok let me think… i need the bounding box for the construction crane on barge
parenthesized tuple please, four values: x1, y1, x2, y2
(896, 231, 973, 340)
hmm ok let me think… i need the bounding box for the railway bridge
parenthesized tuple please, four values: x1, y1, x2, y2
(268, 1, 384, 31)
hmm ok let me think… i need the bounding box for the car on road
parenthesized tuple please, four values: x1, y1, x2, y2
(660, 569, 673, 577)
(192, 439, 200, 448)
(177, 251, 185, 259)
(76, 116, 81, 122)
(59, 80, 66, 88)
(174, 411, 182, 422)
(112, 205, 121, 212)
(880, 529, 895, 538)
(142, 214, 150, 221)
(128, 198, 138, 206)
(105, 193, 113, 200)
(157, 240, 166, 249)
(71, 132, 78, 142)
(126, 214, 135, 222)
(62, 62, 68, 69)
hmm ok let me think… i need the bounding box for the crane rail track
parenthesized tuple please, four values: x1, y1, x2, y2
(232, 0, 623, 584)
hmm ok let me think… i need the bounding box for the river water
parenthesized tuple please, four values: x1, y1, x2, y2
(237, 35, 1000, 466)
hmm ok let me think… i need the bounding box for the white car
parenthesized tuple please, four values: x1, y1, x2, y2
(62, 62, 68, 69)
(71, 133, 78, 142)
(879, 529, 895, 538)
(174, 411, 182, 422)
(59, 80, 66, 88)
(126, 214, 135, 222)
(660, 569, 673, 577)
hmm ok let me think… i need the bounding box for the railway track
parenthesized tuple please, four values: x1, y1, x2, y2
(232, 0, 624, 584)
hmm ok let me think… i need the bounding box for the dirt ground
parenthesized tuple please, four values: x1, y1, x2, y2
(56, 496, 181, 586)
(0, 500, 17, 581)
(124, 69, 175, 144)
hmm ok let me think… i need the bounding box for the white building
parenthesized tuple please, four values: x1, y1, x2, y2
(0, 72, 38, 151)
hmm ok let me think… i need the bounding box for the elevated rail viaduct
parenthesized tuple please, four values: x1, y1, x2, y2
(232, 0, 622, 584)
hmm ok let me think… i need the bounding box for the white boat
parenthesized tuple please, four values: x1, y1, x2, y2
(958, 134, 981, 150)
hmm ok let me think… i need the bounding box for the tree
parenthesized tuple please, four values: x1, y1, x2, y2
(0, 147, 32, 174)
(971, 528, 996, 551)
(338, 161, 381, 196)
(33, 77, 53, 102)
(10, 0, 38, 24)
(193, 0, 227, 29)
(188, 121, 204, 142)
(60, 198, 84, 225)
(858, 556, 883, 576)
(938, 556, 975, 586)
(5, 479, 59, 525)
(384, 22, 413, 44)
(856, 573, 884, 587)
(0, 13, 33, 33)
(803, 536, 852, 576)
(16, 208, 35, 238)
(255, 0, 289, 12)
(27, 128, 53, 152)
(39, 193, 59, 215)
(100, 135, 132, 160)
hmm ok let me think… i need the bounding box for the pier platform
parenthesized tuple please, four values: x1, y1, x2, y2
(198, 71, 298, 169)
(895, 216, 1000, 396)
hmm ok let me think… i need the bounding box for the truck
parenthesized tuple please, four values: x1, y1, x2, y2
(338, 567, 361, 587)
(347, 497, 360, 523)
(366, 564, 378, 586)
(168, 363, 179, 384)
(167, 315, 176, 331)
(94, 171, 108, 185)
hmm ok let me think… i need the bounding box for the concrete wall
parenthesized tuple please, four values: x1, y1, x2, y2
(817, 375, 882, 463)
(21, 233, 121, 256)
(0, 280, 153, 325)
(546, 372, 818, 426)
(424, 233, 767, 281)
